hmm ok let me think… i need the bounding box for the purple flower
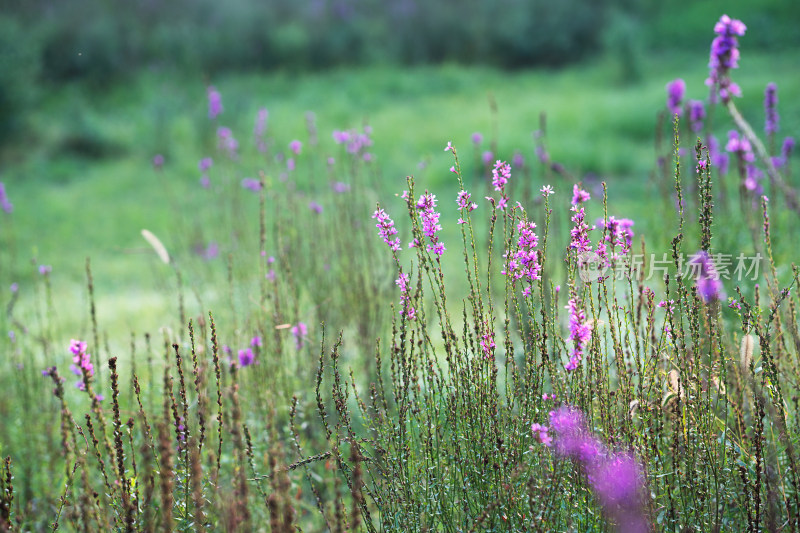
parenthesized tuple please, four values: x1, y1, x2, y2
(571, 184, 590, 205)
(706, 15, 747, 103)
(456, 190, 477, 212)
(480, 327, 495, 359)
(332, 181, 350, 193)
(512, 151, 524, 168)
(688, 250, 724, 303)
(289, 140, 302, 155)
(764, 82, 779, 135)
(152, 154, 165, 169)
(415, 193, 446, 256)
(688, 100, 705, 133)
(708, 135, 730, 174)
(491, 160, 511, 192)
(309, 201, 323, 214)
(565, 292, 593, 371)
(540, 185, 554, 197)
(569, 204, 593, 256)
(396, 272, 416, 319)
(68, 339, 94, 388)
(287, 158, 296, 172)
(217, 126, 238, 158)
(666, 78, 686, 116)
(10, 283, 18, 293)
(502, 220, 541, 296)
(200, 175, 211, 188)
(254, 108, 268, 138)
(291, 322, 308, 350)
(207, 86, 223, 119)
(596, 216, 634, 265)
(241, 178, 262, 192)
(250, 336, 262, 348)
(471, 132, 483, 145)
(481, 151, 494, 166)
(38, 265, 52, 275)
(444, 141, 453, 152)
(373, 207, 401, 252)
(197, 241, 219, 260)
(531, 423, 552, 447)
(238, 348, 254, 367)
(198, 157, 213, 172)
(0, 182, 13, 214)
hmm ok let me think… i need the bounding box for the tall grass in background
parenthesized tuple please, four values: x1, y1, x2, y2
(1, 13, 800, 532)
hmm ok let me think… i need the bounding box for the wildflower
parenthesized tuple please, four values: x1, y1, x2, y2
(449, 165, 456, 173)
(687, 250, 724, 303)
(10, 283, 18, 293)
(571, 184, 590, 205)
(764, 82, 779, 135)
(217, 126, 238, 158)
(706, 14, 747, 103)
(513, 151, 524, 168)
(241, 178, 262, 192)
(207, 86, 223, 119)
(456, 190, 477, 212)
(309, 201, 323, 214)
(238, 348, 254, 367)
(152, 154, 165, 169)
(666, 79, 686, 115)
(502, 219, 541, 296)
(415, 193, 446, 256)
(491, 160, 511, 192)
(565, 291, 592, 371)
(198, 157, 213, 172)
(596, 217, 634, 265)
(396, 272, 416, 319)
(200, 175, 211, 188)
(531, 423, 552, 447)
(569, 205, 593, 255)
(540, 185, 554, 197)
(708, 135, 729, 174)
(196, 241, 219, 260)
(289, 140, 302, 155)
(481, 151, 494, 166)
(480, 328, 495, 359)
(291, 322, 308, 350)
(254, 108, 268, 138)
(332, 181, 350, 193)
(250, 336, 262, 348)
(0, 182, 12, 213)
(69, 339, 94, 390)
(471, 132, 483, 145)
(444, 141, 453, 151)
(373, 207, 401, 252)
(688, 100, 705, 133)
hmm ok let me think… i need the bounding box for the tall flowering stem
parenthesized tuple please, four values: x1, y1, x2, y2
(706, 14, 747, 103)
(564, 289, 592, 371)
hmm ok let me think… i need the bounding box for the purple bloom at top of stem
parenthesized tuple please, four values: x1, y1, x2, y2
(471, 132, 483, 145)
(596, 216, 634, 265)
(569, 205, 593, 256)
(207, 86, 223, 119)
(289, 140, 302, 155)
(706, 14, 746, 103)
(782, 137, 795, 162)
(764, 82, 779, 135)
(291, 322, 308, 350)
(217, 126, 239, 158)
(69, 339, 94, 389)
(565, 292, 593, 371)
(0, 182, 12, 214)
(39, 265, 52, 275)
(198, 157, 213, 172)
(416, 193, 445, 256)
(512, 151, 524, 168)
(725, 130, 755, 162)
(238, 347, 254, 367)
(250, 336, 262, 348)
(254, 108, 268, 137)
(571, 184, 590, 205)
(241, 178, 263, 192)
(666, 78, 686, 116)
(491, 160, 511, 192)
(373, 207, 401, 252)
(708, 135, 730, 174)
(152, 154, 164, 169)
(481, 151, 494, 166)
(309, 201, 323, 214)
(456, 190, 478, 212)
(688, 100, 705, 133)
(502, 220, 541, 295)
(688, 250, 724, 303)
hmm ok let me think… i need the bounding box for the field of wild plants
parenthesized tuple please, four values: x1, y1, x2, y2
(2, 13, 800, 533)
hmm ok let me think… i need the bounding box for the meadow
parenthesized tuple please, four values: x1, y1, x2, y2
(1, 12, 800, 532)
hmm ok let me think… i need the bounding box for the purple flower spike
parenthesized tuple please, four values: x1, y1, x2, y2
(688, 100, 705, 133)
(764, 82, 779, 135)
(373, 207, 401, 252)
(238, 348, 254, 367)
(207, 86, 223, 119)
(0, 182, 13, 214)
(688, 250, 724, 303)
(666, 79, 686, 116)
(706, 15, 747, 103)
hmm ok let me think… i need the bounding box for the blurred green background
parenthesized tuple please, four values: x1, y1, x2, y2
(1, 0, 799, 334)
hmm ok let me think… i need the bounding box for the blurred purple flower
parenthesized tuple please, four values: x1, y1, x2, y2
(471, 132, 483, 145)
(309, 201, 323, 214)
(373, 207, 401, 251)
(666, 78, 685, 115)
(198, 157, 213, 172)
(481, 151, 494, 166)
(289, 140, 302, 155)
(332, 181, 350, 193)
(200, 175, 211, 189)
(241, 178, 262, 192)
(207, 86, 223, 119)
(152, 154, 164, 169)
(688, 250, 724, 303)
(250, 336, 262, 348)
(0, 182, 13, 213)
(238, 347, 254, 367)
(291, 322, 308, 350)
(39, 265, 52, 275)
(688, 100, 705, 133)
(706, 15, 746, 103)
(254, 108, 268, 138)
(764, 82, 779, 135)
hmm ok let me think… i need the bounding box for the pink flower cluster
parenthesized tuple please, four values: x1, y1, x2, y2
(502, 220, 541, 297)
(373, 207, 401, 252)
(565, 293, 592, 371)
(69, 339, 94, 390)
(291, 322, 308, 350)
(395, 272, 416, 320)
(415, 193, 445, 256)
(332, 126, 373, 161)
